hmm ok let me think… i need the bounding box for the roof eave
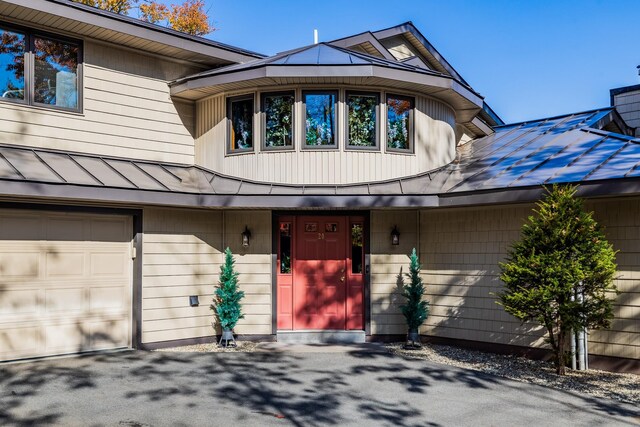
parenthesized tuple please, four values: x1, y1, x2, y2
(3, 0, 264, 65)
(170, 64, 484, 118)
(438, 177, 640, 208)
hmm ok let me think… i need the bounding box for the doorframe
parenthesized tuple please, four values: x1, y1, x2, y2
(271, 210, 371, 336)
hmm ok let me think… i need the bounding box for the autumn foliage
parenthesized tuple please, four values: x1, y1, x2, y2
(73, 0, 214, 36)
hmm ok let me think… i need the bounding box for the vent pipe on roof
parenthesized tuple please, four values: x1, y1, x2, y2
(314, 29, 318, 44)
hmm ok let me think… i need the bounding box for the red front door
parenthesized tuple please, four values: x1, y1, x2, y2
(294, 216, 347, 329)
(276, 215, 365, 331)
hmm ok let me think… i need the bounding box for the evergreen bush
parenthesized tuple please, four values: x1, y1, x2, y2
(401, 248, 429, 345)
(498, 185, 618, 375)
(212, 247, 245, 332)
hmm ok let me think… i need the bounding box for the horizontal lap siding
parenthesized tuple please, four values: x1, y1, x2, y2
(222, 210, 272, 335)
(370, 210, 418, 335)
(587, 199, 640, 360)
(421, 205, 556, 347)
(0, 41, 198, 164)
(141, 208, 272, 344)
(420, 200, 640, 360)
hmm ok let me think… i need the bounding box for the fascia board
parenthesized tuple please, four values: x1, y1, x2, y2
(172, 63, 483, 109)
(0, 180, 441, 208)
(471, 117, 494, 136)
(437, 178, 640, 208)
(373, 67, 483, 108)
(171, 67, 268, 95)
(328, 32, 397, 61)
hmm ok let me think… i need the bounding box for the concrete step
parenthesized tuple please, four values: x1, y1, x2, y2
(277, 330, 366, 344)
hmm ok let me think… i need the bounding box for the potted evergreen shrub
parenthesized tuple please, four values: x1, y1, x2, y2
(211, 247, 245, 347)
(401, 248, 429, 348)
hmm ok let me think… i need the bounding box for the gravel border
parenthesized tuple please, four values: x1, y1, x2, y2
(386, 343, 639, 405)
(153, 340, 638, 404)
(154, 341, 259, 353)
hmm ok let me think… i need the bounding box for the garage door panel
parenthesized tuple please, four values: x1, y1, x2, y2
(45, 287, 85, 313)
(89, 286, 127, 311)
(0, 215, 43, 240)
(44, 322, 85, 353)
(90, 252, 128, 276)
(46, 217, 86, 241)
(0, 326, 40, 357)
(0, 252, 40, 278)
(0, 209, 132, 361)
(88, 318, 129, 349)
(91, 218, 130, 242)
(46, 252, 85, 277)
(0, 288, 39, 315)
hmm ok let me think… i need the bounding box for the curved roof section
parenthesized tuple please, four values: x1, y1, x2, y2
(170, 43, 484, 123)
(2, 108, 640, 208)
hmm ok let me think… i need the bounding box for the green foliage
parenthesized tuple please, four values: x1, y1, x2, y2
(400, 248, 430, 331)
(348, 95, 377, 146)
(211, 248, 245, 331)
(265, 94, 293, 147)
(498, 185, 618, 374)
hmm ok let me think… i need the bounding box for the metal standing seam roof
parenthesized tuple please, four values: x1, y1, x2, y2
(1, 107, 640, 208)
(171, 42, 461, 87)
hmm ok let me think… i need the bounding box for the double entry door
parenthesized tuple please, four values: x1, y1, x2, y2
(276, 215, 365, 331)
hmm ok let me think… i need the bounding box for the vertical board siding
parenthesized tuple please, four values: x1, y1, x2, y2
(419, 200, 640, 360)
(0, 41, 198, 164)
(195, 93, 456, 185)
(141, 208, 272, 344)
(369, 210, 419, 335)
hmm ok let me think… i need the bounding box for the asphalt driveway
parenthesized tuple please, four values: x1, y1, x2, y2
(1, 344, 638, 427)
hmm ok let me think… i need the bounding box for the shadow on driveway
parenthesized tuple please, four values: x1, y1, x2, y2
(0, 347, 637, 426)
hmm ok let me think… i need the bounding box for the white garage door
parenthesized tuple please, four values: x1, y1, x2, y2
(0, 209, 132, 361)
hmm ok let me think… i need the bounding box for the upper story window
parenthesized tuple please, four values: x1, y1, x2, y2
(386, 94, 414, 152)
(0, 24, 81, 112)
(303, 90, 337, 148)
(263, 91, 294, 150)
(227, 94, 254, 153)
(347, 91, 378, 149)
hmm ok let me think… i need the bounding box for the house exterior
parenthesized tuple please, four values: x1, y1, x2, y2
(0, 0, 638, 372)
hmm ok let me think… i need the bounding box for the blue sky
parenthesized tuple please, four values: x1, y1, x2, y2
(157, 0, 639, 124)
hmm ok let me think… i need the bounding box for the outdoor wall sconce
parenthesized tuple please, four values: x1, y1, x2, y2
(391, 226, 400, 246)
(241, 225, 252, 247)
(189, 295, 199, 307)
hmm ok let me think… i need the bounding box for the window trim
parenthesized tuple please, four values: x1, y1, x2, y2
(0, 22, 83, 113)
(226, 93, 255, 155)
(345, 90, 380, 151)
(302, 89, 338, 150)
(261, 90, 295, 152)
(385, 93, 415, 154)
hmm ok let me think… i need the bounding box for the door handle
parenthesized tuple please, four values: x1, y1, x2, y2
(340, 275, 345, 282)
